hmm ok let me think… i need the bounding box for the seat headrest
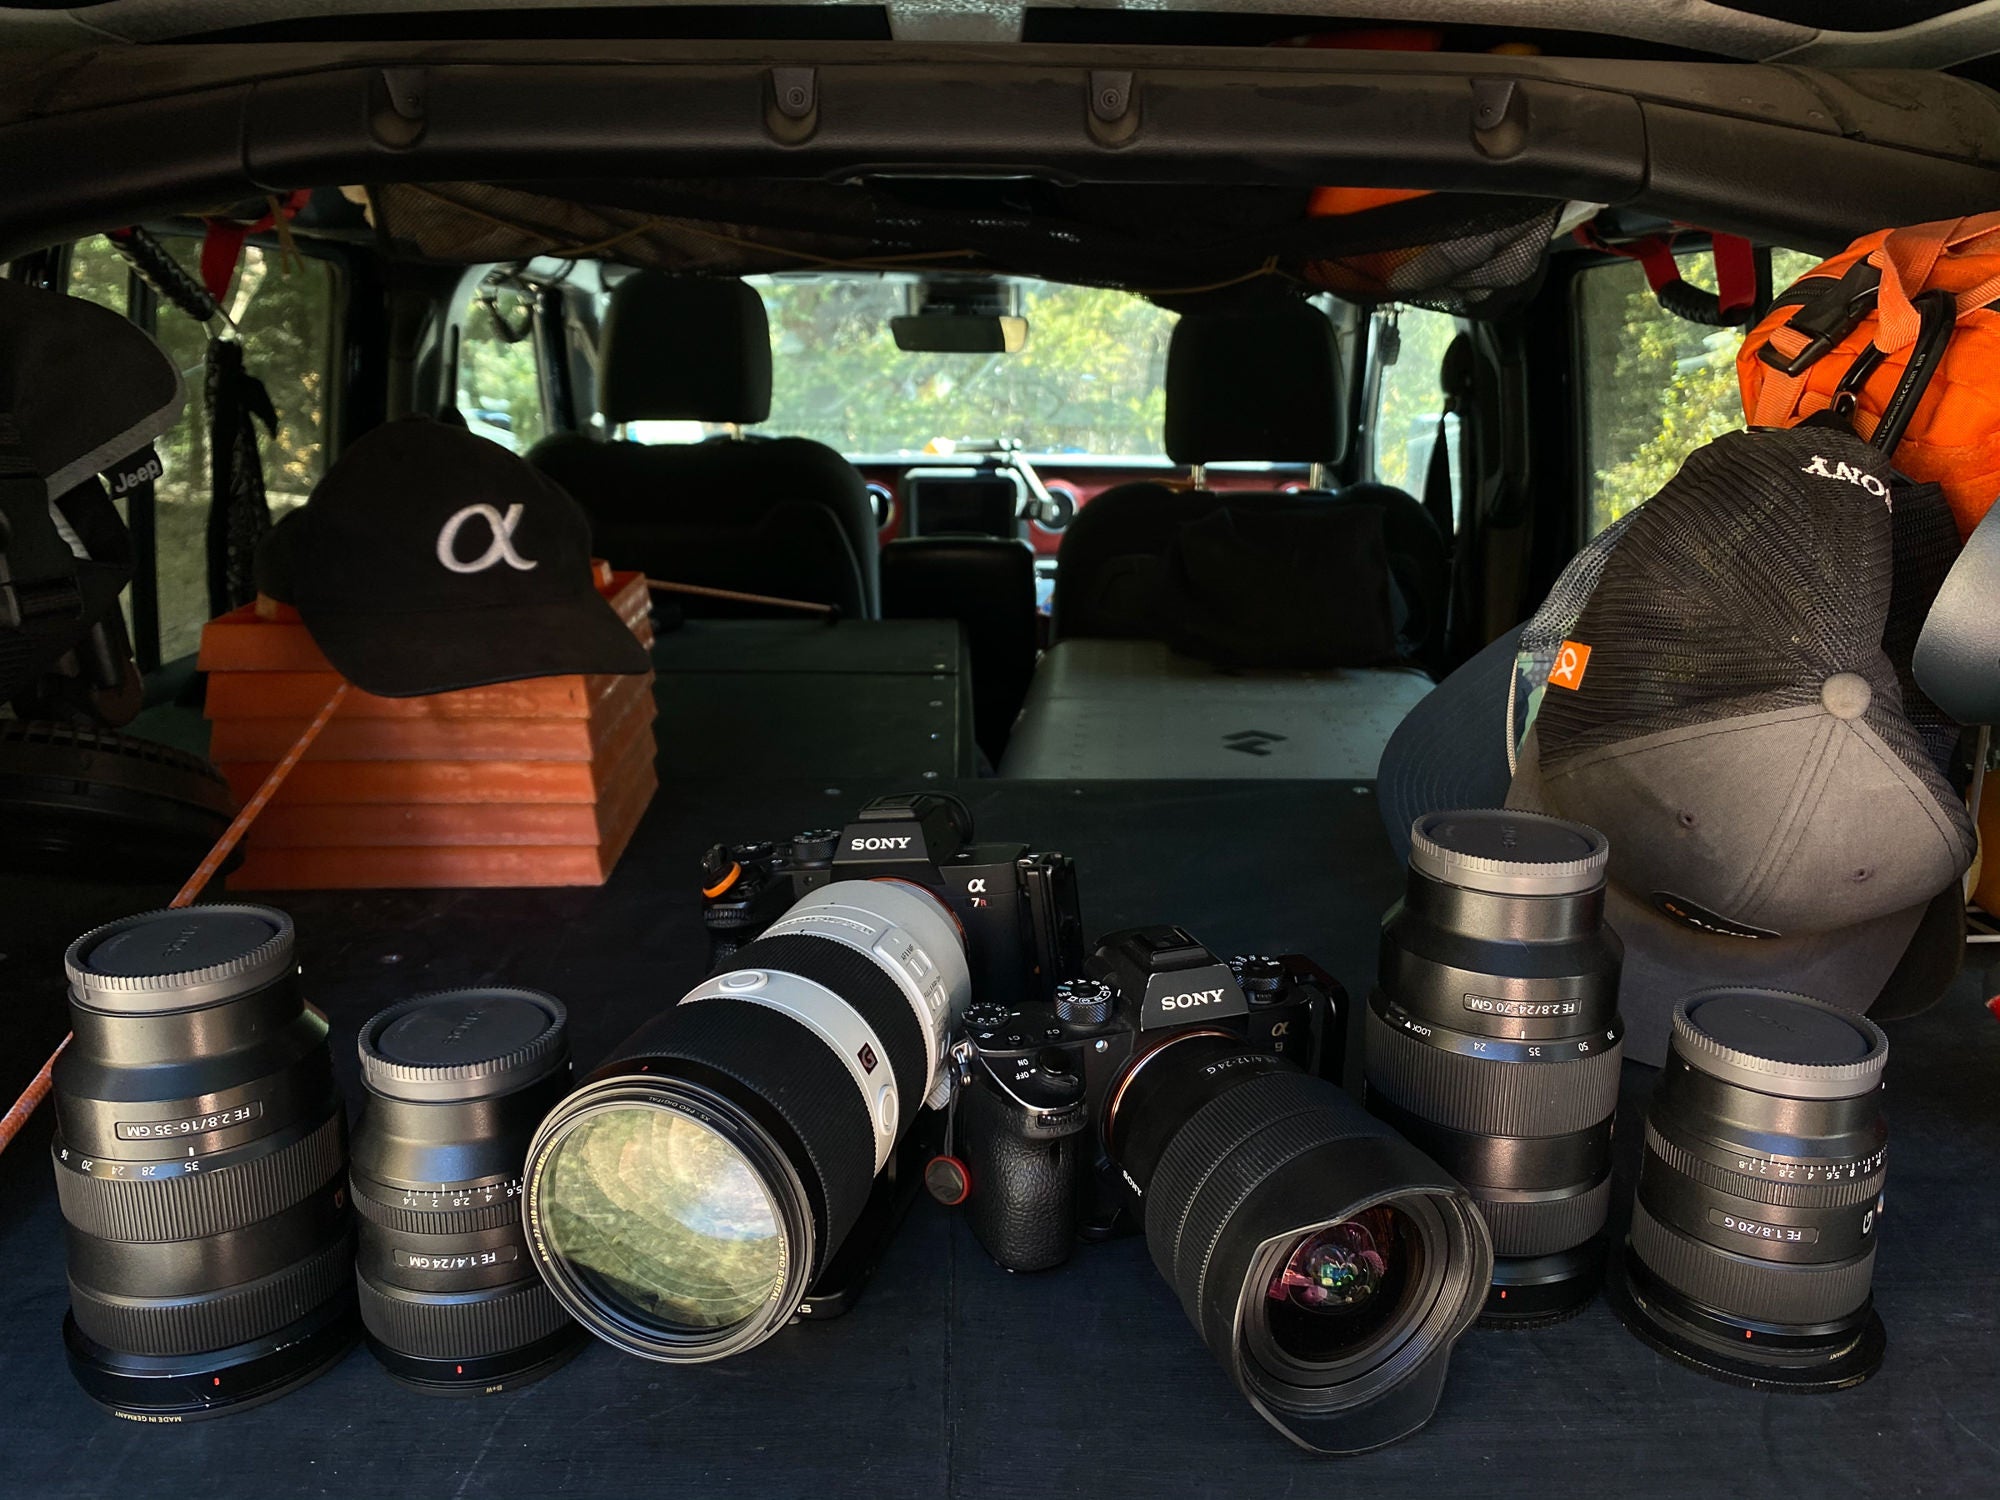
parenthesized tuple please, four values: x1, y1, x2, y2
(1163, 302, 1344, 466)
(600, 273, 773, 426)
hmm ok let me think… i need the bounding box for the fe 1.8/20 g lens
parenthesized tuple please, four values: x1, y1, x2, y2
(1104, 1032, 1492, 1455)
(525, 880, 971, 1362)
(51, 906, 358, 1421)
(351, 989, 587, 1394)
(1608, 988, 1889, 1392)
(1366, 810, 1624, 1325)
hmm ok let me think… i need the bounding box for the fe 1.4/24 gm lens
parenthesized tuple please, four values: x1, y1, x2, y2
(351, 988, 586, 1394)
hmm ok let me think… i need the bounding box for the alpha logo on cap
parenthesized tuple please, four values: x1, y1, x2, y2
(436, 503, 538, 574)
(1548, 640, 1591, 690)
(1800, 454, 1892, 507)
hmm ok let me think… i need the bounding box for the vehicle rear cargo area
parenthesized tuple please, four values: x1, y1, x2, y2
(2, 774, 1994, 1496)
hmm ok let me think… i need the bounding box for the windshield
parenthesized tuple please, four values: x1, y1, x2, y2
(624, 275, 1176, 461)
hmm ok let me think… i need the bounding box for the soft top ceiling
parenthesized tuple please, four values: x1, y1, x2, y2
(3, 0, 2000, 59)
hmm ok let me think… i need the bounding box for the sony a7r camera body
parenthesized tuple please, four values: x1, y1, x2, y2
(701, 792, 1084, 1008)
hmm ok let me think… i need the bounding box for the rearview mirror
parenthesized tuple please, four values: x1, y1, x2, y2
(891, 314, 1028, 353)
(890, 277, 1029, 353)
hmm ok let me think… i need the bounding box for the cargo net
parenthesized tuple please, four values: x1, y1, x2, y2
(348, 182, 1566, 313)
(1530, 427, 1954, 807)
(1300, 198, 1566, 316)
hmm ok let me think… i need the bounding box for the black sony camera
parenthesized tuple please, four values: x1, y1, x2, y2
(700, 792, 1084, 1007)
(952, 926, 1493, 1456)
(952, 927, 1345, 1264)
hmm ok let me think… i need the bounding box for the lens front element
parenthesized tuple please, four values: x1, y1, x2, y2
(539, 1103, 787, 1335)
(1263, 1207, 1421, 1367)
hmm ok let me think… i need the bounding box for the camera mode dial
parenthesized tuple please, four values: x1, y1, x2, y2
(1054, 979, 1114, 1025)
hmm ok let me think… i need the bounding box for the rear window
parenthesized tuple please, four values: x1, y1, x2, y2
(624, 275, 1177, 461)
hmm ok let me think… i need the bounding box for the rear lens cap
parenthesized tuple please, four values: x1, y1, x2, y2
(1672, 988, 1887, 1099)
(359, 989, 569, 1102)
(1409, 809, 1609, 897)
(64, 905, 296, 1013)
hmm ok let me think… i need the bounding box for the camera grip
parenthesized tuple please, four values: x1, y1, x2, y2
(958, 1076, 1078, 1273)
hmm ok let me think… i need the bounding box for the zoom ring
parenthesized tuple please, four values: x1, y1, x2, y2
(1475, 1176, 1612, 1259)
(67, 1231, 355, 1357)
(1642, 1124, 1885, 1211)
(356, 1274, 574, 1359)
(1364, 1005, 1621, 1137)
(1628, 1202, 1876, 1326)
(1145, 1070, 1379, 1306)
(52, 1112, 346, 1244)
(350, 1183, 525, 1237)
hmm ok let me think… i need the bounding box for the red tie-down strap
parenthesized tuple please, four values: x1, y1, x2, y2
(1574, 221, 1758, 328)
(198, 189, 314, 307)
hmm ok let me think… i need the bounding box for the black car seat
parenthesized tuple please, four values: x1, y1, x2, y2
(879, 536, 1038, 764)
(1052, 300, 1447, 667)
(527, 274, 881, 617)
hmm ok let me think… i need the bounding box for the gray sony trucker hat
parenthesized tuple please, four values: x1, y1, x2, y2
(1509, 425, 1973, 1060)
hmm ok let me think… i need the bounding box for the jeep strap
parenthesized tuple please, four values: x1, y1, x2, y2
(1574, 221, 1758, 328)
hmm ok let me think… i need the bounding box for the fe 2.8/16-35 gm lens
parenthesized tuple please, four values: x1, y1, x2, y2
(524, 879, 970, 1363)
(1366, 810, 1624, 1325)
(1607, 988, 1889, 1392)
(351, 989, 587, 1394)
(1105, 1032, 1493, 1455)
(51, 906, 358, 1421)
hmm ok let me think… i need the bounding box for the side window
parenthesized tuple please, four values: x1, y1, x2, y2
(459, 286, 547, 453)
(1369, 306, 1462, 526)
(1577, 247, 1819, 537)
(66, 237, 336, 665)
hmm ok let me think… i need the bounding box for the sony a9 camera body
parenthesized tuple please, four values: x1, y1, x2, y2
(954, 926, 1346, 1269)
(701, 792, 1084, 1008)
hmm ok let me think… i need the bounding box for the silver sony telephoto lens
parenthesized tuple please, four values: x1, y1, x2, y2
(523, 879, 969, 1362)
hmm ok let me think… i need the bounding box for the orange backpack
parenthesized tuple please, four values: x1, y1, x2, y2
(1738, 214, 2000, 540)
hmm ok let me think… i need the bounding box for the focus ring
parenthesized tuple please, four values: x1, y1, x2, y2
(52, 1112, 346, 1244)
(350, 1181, 524, 1237)
(1364, 1005, 1621, 1137)
(1628, 1202, 1876, 1326)
(356, 1273, 573, 1360)
(1642, 1124, 1886, 1211)
(67, 1230, 355, 1357)
(1473, 1176, 1611, 1259)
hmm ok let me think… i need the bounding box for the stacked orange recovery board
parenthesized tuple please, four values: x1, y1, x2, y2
(198, 564, 657, 889)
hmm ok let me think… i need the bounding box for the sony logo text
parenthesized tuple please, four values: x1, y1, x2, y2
(849, 836, 913, 851)
(1800, 455, 1891, 507)
(1159, 988, 1226, 1011)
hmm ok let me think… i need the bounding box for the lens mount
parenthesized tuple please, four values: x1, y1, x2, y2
(1605, 1241, 1885, 1392)
(61, 1286, 358, 1422)
(524, 1078, 816, 1364)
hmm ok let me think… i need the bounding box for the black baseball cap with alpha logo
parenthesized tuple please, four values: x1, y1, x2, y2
(257, 418, 650, 697)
